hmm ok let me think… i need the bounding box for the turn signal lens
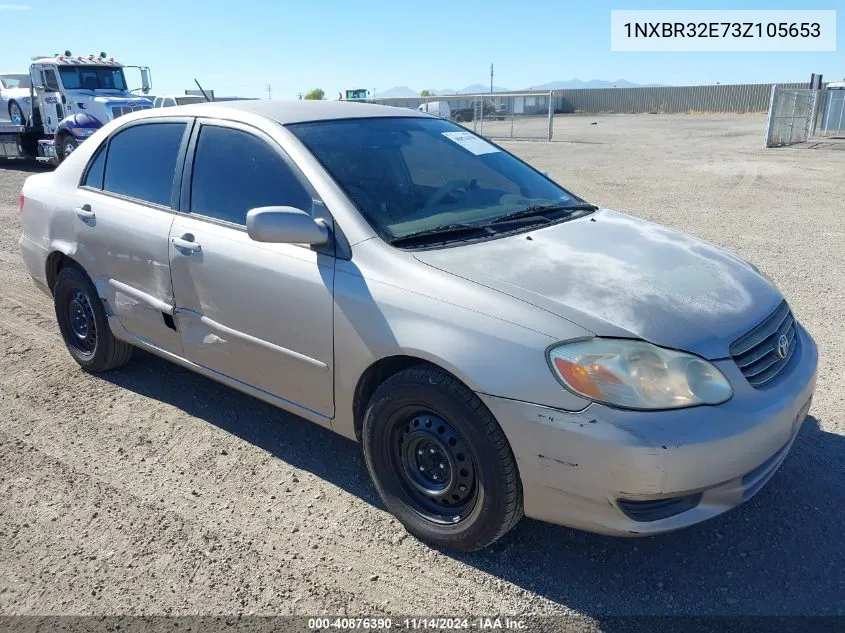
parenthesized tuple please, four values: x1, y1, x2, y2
(548, 339, 732, 410)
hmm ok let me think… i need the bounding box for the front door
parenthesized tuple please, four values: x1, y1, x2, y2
(72, 118, 191, 353)
(169, 120, 335, 421)
(31, 65, 64, 133)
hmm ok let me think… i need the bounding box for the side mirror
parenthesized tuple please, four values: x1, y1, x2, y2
(246, 206, 329, 246)
(140, 68, 151, 94)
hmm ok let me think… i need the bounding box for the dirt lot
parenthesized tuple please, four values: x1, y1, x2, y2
(1, 114, 844, 619)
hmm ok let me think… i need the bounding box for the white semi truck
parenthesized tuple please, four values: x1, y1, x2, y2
(0, 51, 153, 165)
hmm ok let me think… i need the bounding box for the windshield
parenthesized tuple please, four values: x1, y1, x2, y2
(58, 66, 127, 91)
(289, 117, 583, 242)
(1, 74, 30, 89)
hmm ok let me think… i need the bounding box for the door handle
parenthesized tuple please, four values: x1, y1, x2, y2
(74, 204, 95, 220)
(171, 235, 202, 253)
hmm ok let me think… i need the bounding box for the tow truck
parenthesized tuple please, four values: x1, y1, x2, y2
(0, 51, 152, 165)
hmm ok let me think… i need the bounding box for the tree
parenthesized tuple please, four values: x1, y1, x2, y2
(304, 88, 325, 100)
(420, 89, 433, 97)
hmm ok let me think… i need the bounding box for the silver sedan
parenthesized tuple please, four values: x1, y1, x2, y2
(18, 101, 817, 551)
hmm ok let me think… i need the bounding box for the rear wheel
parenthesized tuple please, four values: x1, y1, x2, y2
(53, 267, 133, 372)
(8, 101, 25, 126)
(362, 366, 523, 551)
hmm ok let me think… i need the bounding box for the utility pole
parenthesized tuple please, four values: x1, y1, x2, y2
(490, 63, 493, 93)
(297, 92, 303, 100)
(266, 83, 272, 100)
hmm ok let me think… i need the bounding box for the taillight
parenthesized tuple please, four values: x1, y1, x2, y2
(19, 191, 24, 213)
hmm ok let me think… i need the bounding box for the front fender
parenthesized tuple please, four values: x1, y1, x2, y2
(55, 112, 103, 142)
(330, 245, 594, 440)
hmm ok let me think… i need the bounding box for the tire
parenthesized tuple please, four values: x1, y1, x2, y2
(362, 366, 523, 552)
(8, 101, 25, 126)
(58, 135, 78, 163)
(53, 266, 133, 373)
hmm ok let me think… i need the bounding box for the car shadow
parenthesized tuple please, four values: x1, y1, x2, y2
(100, 351, 843, 616)
(452, 413, 845, 617)
(0, 160, 52, 173)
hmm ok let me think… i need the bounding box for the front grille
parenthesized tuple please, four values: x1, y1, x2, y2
(111, 104, 152, 119)
(617, 493, 703, 522)
(730, 301, 797, 388)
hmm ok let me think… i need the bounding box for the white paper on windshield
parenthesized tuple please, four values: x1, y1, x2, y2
(441, 131, 500, 155)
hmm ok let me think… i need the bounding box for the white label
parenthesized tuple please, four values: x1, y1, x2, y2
(610, 10, 836, 52)
(441, 131, 500, 155)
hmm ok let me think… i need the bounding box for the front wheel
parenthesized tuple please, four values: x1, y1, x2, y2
(362, 366, 523, 551)
(53, 266, 133, 372)
(59, 135, 78, 163)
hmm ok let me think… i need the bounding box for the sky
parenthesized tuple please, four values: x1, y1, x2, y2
(0, 0, 841, 99)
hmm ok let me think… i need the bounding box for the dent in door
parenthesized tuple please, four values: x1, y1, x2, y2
(169, 218, 336, 418)
(76, 191, 179, 350)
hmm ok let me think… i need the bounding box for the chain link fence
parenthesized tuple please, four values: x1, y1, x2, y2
(374, 92, 555, 141)
(815, 89, 845, 138)
(764, 86, 845, 147)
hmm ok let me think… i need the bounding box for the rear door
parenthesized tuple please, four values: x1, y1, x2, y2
(73, 118, 192, 353)
(168, 118, 335, 421)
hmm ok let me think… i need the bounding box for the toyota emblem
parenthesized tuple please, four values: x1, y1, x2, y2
(776, 334, 790, 359)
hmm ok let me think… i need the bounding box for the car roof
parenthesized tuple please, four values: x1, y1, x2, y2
(150, 99, 429, 125)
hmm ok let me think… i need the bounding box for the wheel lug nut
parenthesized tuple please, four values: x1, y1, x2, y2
(439, 463, 444, 468)
(430, 448, 435, 454)
(417, 450, 423, 455)
(420, 466, 425, 471)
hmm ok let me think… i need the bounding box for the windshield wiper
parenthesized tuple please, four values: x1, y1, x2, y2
(487, 203, 598, 225)
(389, 223, 490, 247)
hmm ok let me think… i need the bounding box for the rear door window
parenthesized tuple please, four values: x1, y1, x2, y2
(82, 145, 107, 189)
(102, 122, 186, 207)
(189, 124, 313, 226)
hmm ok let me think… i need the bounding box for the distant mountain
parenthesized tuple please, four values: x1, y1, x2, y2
(528, 78, 665, 90)
(457, 84, 510, 94)
(376, 86, 418, 98)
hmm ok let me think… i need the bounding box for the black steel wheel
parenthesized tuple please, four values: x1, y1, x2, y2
(390, 409, 477, 524)
(363, 366, 523, 551)
(53, 266, 133, 372)
(65, 288, 97, 359)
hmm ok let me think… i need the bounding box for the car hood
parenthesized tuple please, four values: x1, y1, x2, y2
(412, 208, 783, 359)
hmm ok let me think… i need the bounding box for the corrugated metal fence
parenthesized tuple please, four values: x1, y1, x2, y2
(554, 83, 809, 114)
(375, 83, 812, 116)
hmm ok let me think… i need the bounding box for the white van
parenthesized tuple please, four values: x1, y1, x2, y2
(417, 101, 451, 119)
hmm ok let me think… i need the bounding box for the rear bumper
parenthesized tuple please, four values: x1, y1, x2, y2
(480, 324, 818, 536)
(19, 234, 50, 296)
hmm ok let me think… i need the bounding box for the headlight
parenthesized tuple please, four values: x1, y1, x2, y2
(68, 127, 97, 137)
(548, 339, 732, 410)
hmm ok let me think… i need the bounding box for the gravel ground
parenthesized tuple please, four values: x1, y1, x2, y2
(0, 114, 843, 619)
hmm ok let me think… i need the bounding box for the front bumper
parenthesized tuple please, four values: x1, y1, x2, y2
(480, 324, 818, 536)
